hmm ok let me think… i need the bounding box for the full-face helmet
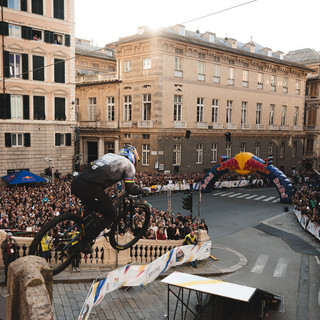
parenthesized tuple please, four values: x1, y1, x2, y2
(119, 145, 140, 166)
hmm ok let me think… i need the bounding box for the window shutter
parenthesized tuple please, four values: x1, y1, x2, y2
(0, 22, 9, 36)
(23, 95, 29, 120)
(32, 0, 43, 15)
(24, 133, 30, 147)
(66, 133, 71, 146)
(34, 96, 45, 120)
(65, 34, 70, 47)
(3, 51, 9, 78)
(55, 97, 65, 120)
(20, 0, 27, 11)
(54, 59, 65, 83)
(21, 26, 32, 40)
(55, 133, 61, 146)
(44, 30, 54, 43)
(0, 93, 11, 119)
(22, 54, 29, 80)
(5, 133, 11, 147)
(33, 55, 44, 81)
(54, 0, 64, 19)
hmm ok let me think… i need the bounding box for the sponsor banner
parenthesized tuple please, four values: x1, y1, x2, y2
(301, 215, 310, 229)
(294, 209, 320, 240)
(78, 241, 211, 320)
(306, 221, 318, 238)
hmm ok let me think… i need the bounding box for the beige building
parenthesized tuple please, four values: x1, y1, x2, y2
(76, 25, 311, 174)
(0, 0, 75, 178)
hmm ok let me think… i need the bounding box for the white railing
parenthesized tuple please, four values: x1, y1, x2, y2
(138, 120, 153, 128)
(172, 121, 187, 128)
(120, 121, 132, 128)
(292, 125, 302, 131)
(255, 124, 265, 130)
(225, 123, 237, 130)
(210, 122, 224, 129)
(196, 122, 209, 129)
(76, 72, 117, 83)
(280, 125, 290, 130)
(268, 125, 279, 130)
(240, 123, 251, 130)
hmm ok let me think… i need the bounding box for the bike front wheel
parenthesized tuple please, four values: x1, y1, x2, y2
(28, 213, 85, 275)
(109, 202, 151, 250)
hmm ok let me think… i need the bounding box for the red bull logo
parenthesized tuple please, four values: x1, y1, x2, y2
(217, 152, 270, 175)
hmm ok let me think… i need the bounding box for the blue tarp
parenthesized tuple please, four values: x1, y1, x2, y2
(1, 170, 46, 184)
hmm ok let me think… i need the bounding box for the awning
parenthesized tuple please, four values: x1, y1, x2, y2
(1, 170, 47, 184)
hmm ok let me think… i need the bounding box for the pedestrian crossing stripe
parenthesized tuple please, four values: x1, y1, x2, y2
(251, 255, 289, 279)
(212, 192, 278, 203)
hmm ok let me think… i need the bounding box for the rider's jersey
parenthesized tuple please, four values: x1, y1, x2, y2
(79, 153, 136, 188)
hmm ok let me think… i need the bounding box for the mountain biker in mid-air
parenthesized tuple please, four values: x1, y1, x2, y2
(71, 145, 146, 252)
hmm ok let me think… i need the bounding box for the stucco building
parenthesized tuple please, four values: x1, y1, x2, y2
(0, 0, 75, 178)
(76, 25, 311, 175)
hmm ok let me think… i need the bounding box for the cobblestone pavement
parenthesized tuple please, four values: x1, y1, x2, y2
(0, 245, 247, 319)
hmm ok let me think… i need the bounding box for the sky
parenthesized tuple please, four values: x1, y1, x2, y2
(75, 0, 320, 54)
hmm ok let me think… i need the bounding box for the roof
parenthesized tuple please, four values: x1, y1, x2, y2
(75, 42, 116, 61)
(285, 48, 320, 64)
(108, 26, 311, 71)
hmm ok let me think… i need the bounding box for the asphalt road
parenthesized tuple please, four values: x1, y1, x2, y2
(145, 187, 320, 320)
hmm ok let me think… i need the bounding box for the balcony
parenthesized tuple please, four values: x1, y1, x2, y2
(255, 124, 265, 130)
(280, 125, 290, 130)
(196, 122, 209, 129)
(138, 120, 153, 128)
(120, 121, 132, 128)
(292, 125, 302, 131)
(240, 123, 251, 130)
(104, 122, 118, 129)
(172, 121, 186, 128)
(210, 122, 224, 129)
(76, 72, 117, 83)
(225, 123, 237, 130)
(268, 125, 279, 130)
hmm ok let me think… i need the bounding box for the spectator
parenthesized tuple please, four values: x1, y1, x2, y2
(183, 230, 198, 268)
(156, 227, 166, 240)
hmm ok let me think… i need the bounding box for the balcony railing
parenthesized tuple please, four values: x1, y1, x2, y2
(172, 121, 186, 128)
(292, 125, 302, 131)
(255, 124, 265, 130)
(210, 122, 224, 129)
(268, 125, 279, 130)
(196, 122, 208, 129)
(280, 125, 290, 130)
(76, 72, 117, 83)
(120, 121, 132, 128)
(104, 122, 118, 129)
(225, 123, 237, 130)
(240, 123, 251, 130)
(138, 120, 153, 128)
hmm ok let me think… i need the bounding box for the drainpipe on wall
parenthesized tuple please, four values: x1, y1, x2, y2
(1, 4, 5, 94)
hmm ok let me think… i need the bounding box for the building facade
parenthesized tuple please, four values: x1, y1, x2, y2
(76, 25, 311, 175)
(0, 0, 75, 178)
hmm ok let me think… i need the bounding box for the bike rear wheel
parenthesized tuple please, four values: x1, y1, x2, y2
(28, 213, 84, 275)
(109, 202, 151, 250)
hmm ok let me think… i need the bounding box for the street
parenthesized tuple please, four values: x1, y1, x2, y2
(146, 187, 320, 319)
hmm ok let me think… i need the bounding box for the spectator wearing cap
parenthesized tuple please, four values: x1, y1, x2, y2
(1, 232, 20, 284)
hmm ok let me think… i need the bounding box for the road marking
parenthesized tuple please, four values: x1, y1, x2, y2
(263, 196, 277, 202)
(227, 193, 243, 197)
(273, 257, 288, 278)
(251, 254, 269, 274)
(272, 199, 278, 203)
(253, 195, 267, 200)
(244, 195, 257, 199)
(235, 193, 251, 198)
(220, 192, 236, 197)
(212, 192, 228, 196)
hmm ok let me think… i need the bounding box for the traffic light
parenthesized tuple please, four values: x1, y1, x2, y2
(225, 132, 231, 142)
(185, 130, 191, 139)
(182, 192, 193, 211)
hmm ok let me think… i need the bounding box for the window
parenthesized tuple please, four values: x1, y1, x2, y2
(5, 132, 30, 148)
(55, 133, 71, 146)
(55, 97, 66, 121)
(11, 133, 23, 146)
(142, 134, 150, 139)
(196, 97, 204, 122)
(256, 103, 262, 124)
(283, 77, 288, 93)
(173, 144, 181, 166)
(242, 70, 249, 87)
(228, 67, 234, 85)
(257, 72, 263, 89)
(142, 144, 150, 165)
(54, 59, 65, 83)
(142, 58, 151, 70)
(106, 142, 114, 153)
(292, 141, 297, 158)
(295, 80, 301, 95)
(123, 95, 132, 121)
(269, 104, 275, 125)
(213, 64, 220, 83)
(226, 100, 233, 123)
(32, 29, 42, 41)
(107, 97, 114, 121)
(226, 143, 232, 158)
(306, 109, 317, 126)
(280, 142, 285, 158)
(309, 82, 318, 97)
(33, 55, 44, 81)
(9, 53, 21, 78)
(198, 61, 205, 81)
(306, 138, 313, 153)
(8, 0, 19, 9)
(10, 95, 22, 119)
(175, 48, 183, 54)
(32, 0, 43, 15)
(281, 105, 287, 125)
(271, 75, 276, 91)
(88, 97, 96, 121)
(241, 101, 247, 124)
(211, 143, 218, 163)
(142, 94, 151, 121)
(255, 142, 261, 157)
(174, 57, 183, 77)
(268, 142, 273, 156)
(212, 99, 219, 123)
(54, 0, 64, 20)
(174, 95, 182, 121)
(9, 24, 21, 38)
(293, 106, 299, 126)
(240, 142, 246, 153)
(124, 133, 131, 139)
(33, 96, 45, 120)
(124, 60, 131, 72)
(196, 144, 203, 164)
(54, 33, 63, 45)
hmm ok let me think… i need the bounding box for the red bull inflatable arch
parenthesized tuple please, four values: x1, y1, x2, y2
(201, 152, 295, 204)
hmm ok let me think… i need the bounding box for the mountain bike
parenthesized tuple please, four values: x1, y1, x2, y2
(28, 190, 151, 275)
